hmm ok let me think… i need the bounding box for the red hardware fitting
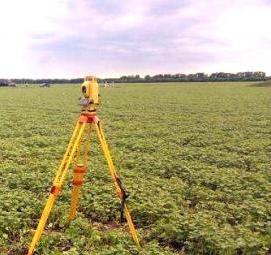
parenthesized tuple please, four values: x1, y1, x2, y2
(117, 191, 123, 199)
(72, 180, 84, 186)
(79, 113, 100, 124)
(79, 115, 89, 123)
(50, 186, 60, 196)
(74, 166, 87, 173)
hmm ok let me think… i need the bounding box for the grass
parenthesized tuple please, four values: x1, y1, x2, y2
(0, 82, 270, 254)
(251, 80, 271, 87)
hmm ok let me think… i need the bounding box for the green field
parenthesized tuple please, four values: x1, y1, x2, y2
(0, 82, 270, 254)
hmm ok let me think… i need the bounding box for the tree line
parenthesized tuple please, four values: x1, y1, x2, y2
(112, 71, 266, 83)
(0, 71, 267, 86)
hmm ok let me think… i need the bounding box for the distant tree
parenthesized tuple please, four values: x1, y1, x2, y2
(0, 71, 266, 86)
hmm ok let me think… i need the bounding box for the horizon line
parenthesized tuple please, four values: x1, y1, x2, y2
(0, 70, 269, 80)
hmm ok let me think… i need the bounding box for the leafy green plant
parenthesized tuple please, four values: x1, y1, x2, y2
(0, 82, 270, 254)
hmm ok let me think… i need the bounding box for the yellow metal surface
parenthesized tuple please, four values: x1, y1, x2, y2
(69, 185, 81, 220)
(58, 123, 86, 185)
(81, 75, 99, 104)
(27, 121, 86, 255)
(69, 164, 87, 220)
(27, 193, 56, 255)
(95, 122, 140, 247)
(69, 127, 92, 221)
(53, 121, 80, 184)
(124, 204, 140, 247)
(83, 125, 92, 166)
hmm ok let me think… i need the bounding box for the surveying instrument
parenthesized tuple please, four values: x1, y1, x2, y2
(26, 76, 140, 255)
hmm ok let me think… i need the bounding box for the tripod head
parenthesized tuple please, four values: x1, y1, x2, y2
(80, 75, 99, 112)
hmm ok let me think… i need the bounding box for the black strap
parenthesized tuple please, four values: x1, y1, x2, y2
(115, 174, 129, 223)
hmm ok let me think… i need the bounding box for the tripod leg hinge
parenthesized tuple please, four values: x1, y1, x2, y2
(79, 114, 100, 124)
(72, 180, 84, 186)
(79, 115, 89, 123)
(50, 186, 61, 196)
(74, 166, 87, 173)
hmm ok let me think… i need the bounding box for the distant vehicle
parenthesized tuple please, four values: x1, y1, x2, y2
(40, 83, 51, 88)
(0, 80, 16, 87)
(100, 81, 114, 88)
(8, 82, 16, 87)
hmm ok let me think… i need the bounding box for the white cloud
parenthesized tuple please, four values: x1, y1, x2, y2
(174, 0, 271, 74)
(0, 0, 270, 78)
(0, 0, 69, 77)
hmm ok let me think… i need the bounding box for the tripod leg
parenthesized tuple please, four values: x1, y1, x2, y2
(53, 121, 80, 183)
(69, 125, 92, 220)
(94, 122, 140, 247)
(27, 122, 87, 255)
(69, 164, 87, 220)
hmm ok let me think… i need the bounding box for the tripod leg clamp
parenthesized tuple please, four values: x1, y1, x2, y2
(50, 186, 61, 196)
(72, 165, 87, 186)
(72, 180, 84, 186)
(115, 174, 129, 222)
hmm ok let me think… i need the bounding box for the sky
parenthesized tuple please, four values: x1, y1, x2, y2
(0, 0, 270, 78)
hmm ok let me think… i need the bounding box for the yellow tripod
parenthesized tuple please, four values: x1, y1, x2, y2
(26, 111, 140, 255)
